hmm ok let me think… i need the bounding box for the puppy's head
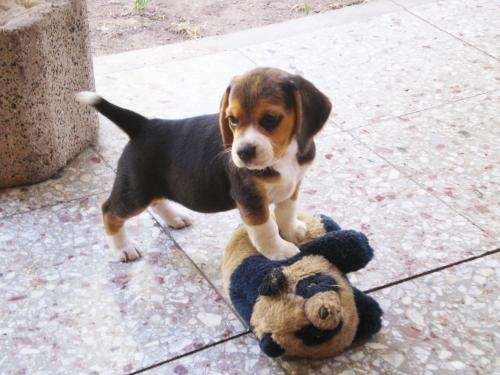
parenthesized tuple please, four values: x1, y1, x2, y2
(219, 68, 331, 170)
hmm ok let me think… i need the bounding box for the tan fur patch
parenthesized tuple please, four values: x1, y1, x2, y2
(254, 101, 296, 159)
(218, 88, 233, 148)
(222, 225, 257, 292)
(222, 212, 325, 295)
(223, 213, 359, 359)
(257, 257, 358, 358)
(102, 213, 125, 235)
(237, 203, 269, 226)
(297, 212, 327, 241)
(304, 291, 341, 330)
(223, 68, 298, 160)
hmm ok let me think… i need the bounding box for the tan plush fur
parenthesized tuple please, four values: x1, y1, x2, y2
(222, 212, 321, 291)
(222, 213, 360, 358)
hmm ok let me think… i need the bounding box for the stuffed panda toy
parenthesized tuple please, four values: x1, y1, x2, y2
(222, 213, 383, 358)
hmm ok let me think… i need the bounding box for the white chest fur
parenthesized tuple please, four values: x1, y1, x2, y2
(267, 140, 310, 203)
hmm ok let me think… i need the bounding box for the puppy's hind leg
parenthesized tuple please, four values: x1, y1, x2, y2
(102, 200, 143, 262)
(150, 199, 193, 229)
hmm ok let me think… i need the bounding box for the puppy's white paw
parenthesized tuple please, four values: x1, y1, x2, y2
(281, 219, 308, 244)
(107, 231, 141, 262)
(165, 212, 193, 229)
(265, 239, 300, 261)
(117, 245, 141, 262)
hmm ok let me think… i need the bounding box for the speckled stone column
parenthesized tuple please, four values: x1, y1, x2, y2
(0, 0, 98, 188)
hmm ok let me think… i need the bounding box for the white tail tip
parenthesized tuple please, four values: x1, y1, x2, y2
(75, 91, 102, 106)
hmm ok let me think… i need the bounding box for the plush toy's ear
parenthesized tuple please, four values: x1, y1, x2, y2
(259, 333, 285, 358)
(218, 85, 233, 149)
(353, 288, 383, 341)
(299, 230, 374, 274)
(258, 268, 286, 296)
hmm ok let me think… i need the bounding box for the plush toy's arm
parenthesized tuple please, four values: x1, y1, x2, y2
(353, 288, 383, 341)
(298, 230, 374, 273)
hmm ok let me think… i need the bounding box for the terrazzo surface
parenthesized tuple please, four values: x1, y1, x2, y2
(396, 0, 500, 59)
(0, 195, 244, 374)
(1, 0, 499, 373)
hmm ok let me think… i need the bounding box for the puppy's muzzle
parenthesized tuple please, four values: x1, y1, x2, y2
(237, 144, 257, 163)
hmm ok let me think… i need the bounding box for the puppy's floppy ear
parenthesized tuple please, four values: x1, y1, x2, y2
(219, 85, 233, 149)
(287, 75, 331, 154)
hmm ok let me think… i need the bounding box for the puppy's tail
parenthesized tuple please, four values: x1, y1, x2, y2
(75, 91, 147, 138)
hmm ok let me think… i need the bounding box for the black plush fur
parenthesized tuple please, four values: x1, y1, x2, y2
(229, 215, 375, 324)
(227, 214, 383, 357)
(260, 333, 285, 357)
(295, 322, 344, 346)
(353, 288, 384, 341)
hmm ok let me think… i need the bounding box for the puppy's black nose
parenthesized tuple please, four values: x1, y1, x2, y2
(237, 144, 256, 162)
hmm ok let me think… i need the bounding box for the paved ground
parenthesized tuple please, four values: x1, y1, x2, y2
(1, 0, 499, 374)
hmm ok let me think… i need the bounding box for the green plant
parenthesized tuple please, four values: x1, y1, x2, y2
(303, 1, 310, 15)
(133, 0, 149, 11)
(292, 1, 311, 15)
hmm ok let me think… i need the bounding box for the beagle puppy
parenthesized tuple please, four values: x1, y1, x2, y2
(76, 67, 331, 262)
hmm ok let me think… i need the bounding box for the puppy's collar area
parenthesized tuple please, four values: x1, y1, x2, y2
(247, 167, 280, 178)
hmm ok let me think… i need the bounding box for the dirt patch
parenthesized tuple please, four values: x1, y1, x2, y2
(86, 0, 365, 56)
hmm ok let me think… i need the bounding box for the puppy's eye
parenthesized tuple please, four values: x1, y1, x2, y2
(259, 114, 281, 131)
(227, 116, 238, 128)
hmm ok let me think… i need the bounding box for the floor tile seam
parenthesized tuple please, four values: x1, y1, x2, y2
(237, 47, 263, 67)
(127, 331, 251, 375)
(333, 89, 499, 132)
(127, 248, 500, 375)
(146, 211, 249, 329)
(364, 247, 500, 294)
(91, 145, 119, 173)
(0, 192, 105, 221)
(391, 0, 499, 61)
(124, 249, 500, 375)
(342, 130, 499, 238)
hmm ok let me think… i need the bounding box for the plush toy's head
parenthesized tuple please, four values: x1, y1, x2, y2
(222, 213, 383, 359)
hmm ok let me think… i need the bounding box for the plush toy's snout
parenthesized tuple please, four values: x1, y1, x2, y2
(305, 291, 342, 331)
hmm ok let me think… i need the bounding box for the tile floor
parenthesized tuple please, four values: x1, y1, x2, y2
(1, 0, 498, 374)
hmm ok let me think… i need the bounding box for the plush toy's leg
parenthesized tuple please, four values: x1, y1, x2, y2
(299, 230, 374, 273)
(353, 288, 383, 341)
(259, 333, 285, 358)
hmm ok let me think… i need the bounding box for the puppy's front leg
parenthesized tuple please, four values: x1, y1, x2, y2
(238, 203, 299, 260)
(275, 194, 307, 244)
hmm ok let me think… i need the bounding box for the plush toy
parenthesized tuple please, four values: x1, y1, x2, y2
(222, 213, 383, 358)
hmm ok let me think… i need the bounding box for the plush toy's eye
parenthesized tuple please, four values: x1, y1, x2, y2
(259, 268, 286, 296)
(296, 274, 339, 299)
